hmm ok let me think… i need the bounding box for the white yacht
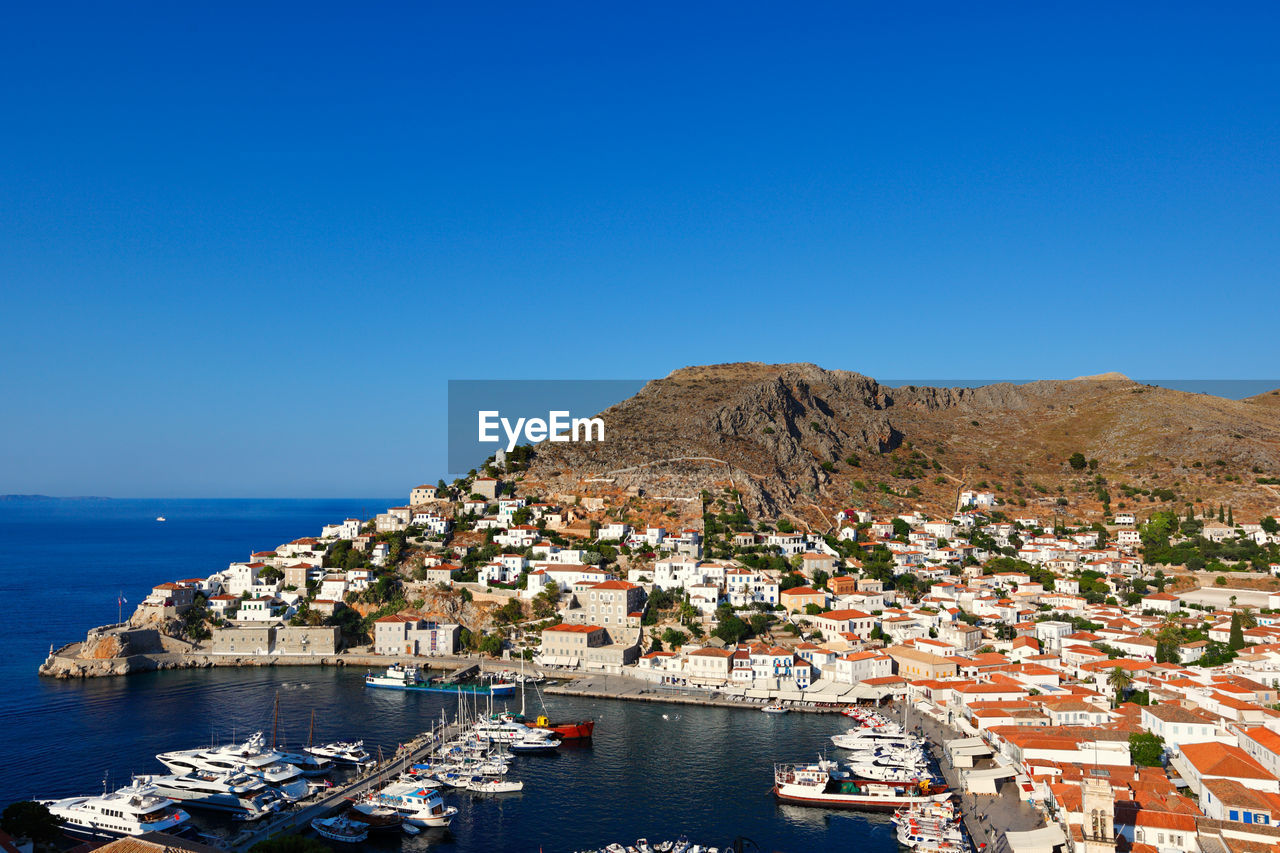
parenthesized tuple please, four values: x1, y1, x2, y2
(464, 775, 524, 794)
(41, 781, 190, 839)
(156, 734, 310, 801)
(134, 770, 284, 820)
(368, 780, 458, 827)
(305, 740, 373, 766)
(473, 719, 546, 744)
(830, 729, 917, 750)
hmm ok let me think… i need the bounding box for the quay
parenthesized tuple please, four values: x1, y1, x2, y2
(888, 698, 1050, 853)
(226, 720, 462, 852)
(545, 673, 843, 713)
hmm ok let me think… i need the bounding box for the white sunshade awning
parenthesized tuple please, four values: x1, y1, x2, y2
(946, 737, 992, 756)
(808, 680, 846, 696)
(847, 682, 892, 701)
(1003, 826, 1067, 853)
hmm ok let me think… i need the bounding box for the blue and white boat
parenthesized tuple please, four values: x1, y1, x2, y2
(365, 663, 514, 697)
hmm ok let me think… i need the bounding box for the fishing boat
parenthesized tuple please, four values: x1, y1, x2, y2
(524, 714, 595, 739)
(311, 814, 369, 843)
(345, 799, 404, 833)
(370, 780, 458, 827)
(773, 763, 951, 811)
(501, 662, 595, 738)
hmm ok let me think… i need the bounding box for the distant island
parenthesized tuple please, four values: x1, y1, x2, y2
(0, 494, 115, 502)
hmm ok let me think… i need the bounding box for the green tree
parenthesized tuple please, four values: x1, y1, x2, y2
(1, 801, 62, 849)
(1068, 452, 1087, 471)
(804, 603, 823, 616)
(712, 614, 750, 644)
(1228, 612, 1245, 650)
(1106, 666, 1134, 704)
(661, 627, 688, 648)
(1262, 516, 1279, 535)
(1128, 732, 1165, 767)
(493, 598, 525, 625)
(476, 632, 504, 656)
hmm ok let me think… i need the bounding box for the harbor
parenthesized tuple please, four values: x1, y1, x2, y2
(8, 664, 920, 853)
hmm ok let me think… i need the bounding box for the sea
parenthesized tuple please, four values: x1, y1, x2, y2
(0, 498, 898, 852)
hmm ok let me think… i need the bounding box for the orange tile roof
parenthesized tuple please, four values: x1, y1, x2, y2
(1180, 742, 1275, 781)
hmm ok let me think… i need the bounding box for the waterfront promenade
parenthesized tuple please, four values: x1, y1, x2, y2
(890, 698, 1046, 853)
(545, 672, 844, 713)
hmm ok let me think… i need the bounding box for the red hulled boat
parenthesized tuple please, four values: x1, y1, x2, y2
(530, 715, 595, 739)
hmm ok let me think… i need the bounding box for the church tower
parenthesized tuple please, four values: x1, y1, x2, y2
(1081, 774, 1116, 853)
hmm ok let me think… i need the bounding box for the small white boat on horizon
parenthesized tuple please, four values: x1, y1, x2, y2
(156, 516, 166, 522)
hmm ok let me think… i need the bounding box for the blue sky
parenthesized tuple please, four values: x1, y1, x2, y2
(2, 2, 1278, 497)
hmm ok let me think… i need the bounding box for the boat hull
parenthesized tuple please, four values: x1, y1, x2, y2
(365, 678, 512, 696)
(533, 720, 595, 739)
(773, 785, 951, 812)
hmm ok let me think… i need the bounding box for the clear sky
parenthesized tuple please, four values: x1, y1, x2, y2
(2, 3, 1278, 497)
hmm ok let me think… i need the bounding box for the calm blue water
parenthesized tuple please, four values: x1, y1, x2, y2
(0, 499, 895, 852)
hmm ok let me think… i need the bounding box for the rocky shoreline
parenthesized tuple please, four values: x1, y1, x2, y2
(37, 628, 529, 680)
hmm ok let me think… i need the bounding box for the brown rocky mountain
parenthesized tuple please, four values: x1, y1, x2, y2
(521, 363, 1280, 529)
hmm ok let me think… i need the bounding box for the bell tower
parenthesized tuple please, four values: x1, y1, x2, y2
(1081, 774, 1116, 853)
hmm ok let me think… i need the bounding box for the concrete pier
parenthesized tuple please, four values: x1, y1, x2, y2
(227, 721, 462, 852)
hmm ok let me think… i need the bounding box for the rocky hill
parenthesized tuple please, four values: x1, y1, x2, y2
(520, 363, 1280, 529)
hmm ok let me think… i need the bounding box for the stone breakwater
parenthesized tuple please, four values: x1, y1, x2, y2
(38, 649, 358, 678)
(37, 628, 539, 680)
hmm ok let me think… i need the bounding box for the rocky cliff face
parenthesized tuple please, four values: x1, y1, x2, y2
(522, 363, 1280, 524)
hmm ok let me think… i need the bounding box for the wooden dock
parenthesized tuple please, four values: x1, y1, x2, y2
(227, 722, 461, 851)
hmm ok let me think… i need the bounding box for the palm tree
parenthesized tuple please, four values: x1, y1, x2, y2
(1106, 666, 1134, 705)
(1240, 607, 1258, 629)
